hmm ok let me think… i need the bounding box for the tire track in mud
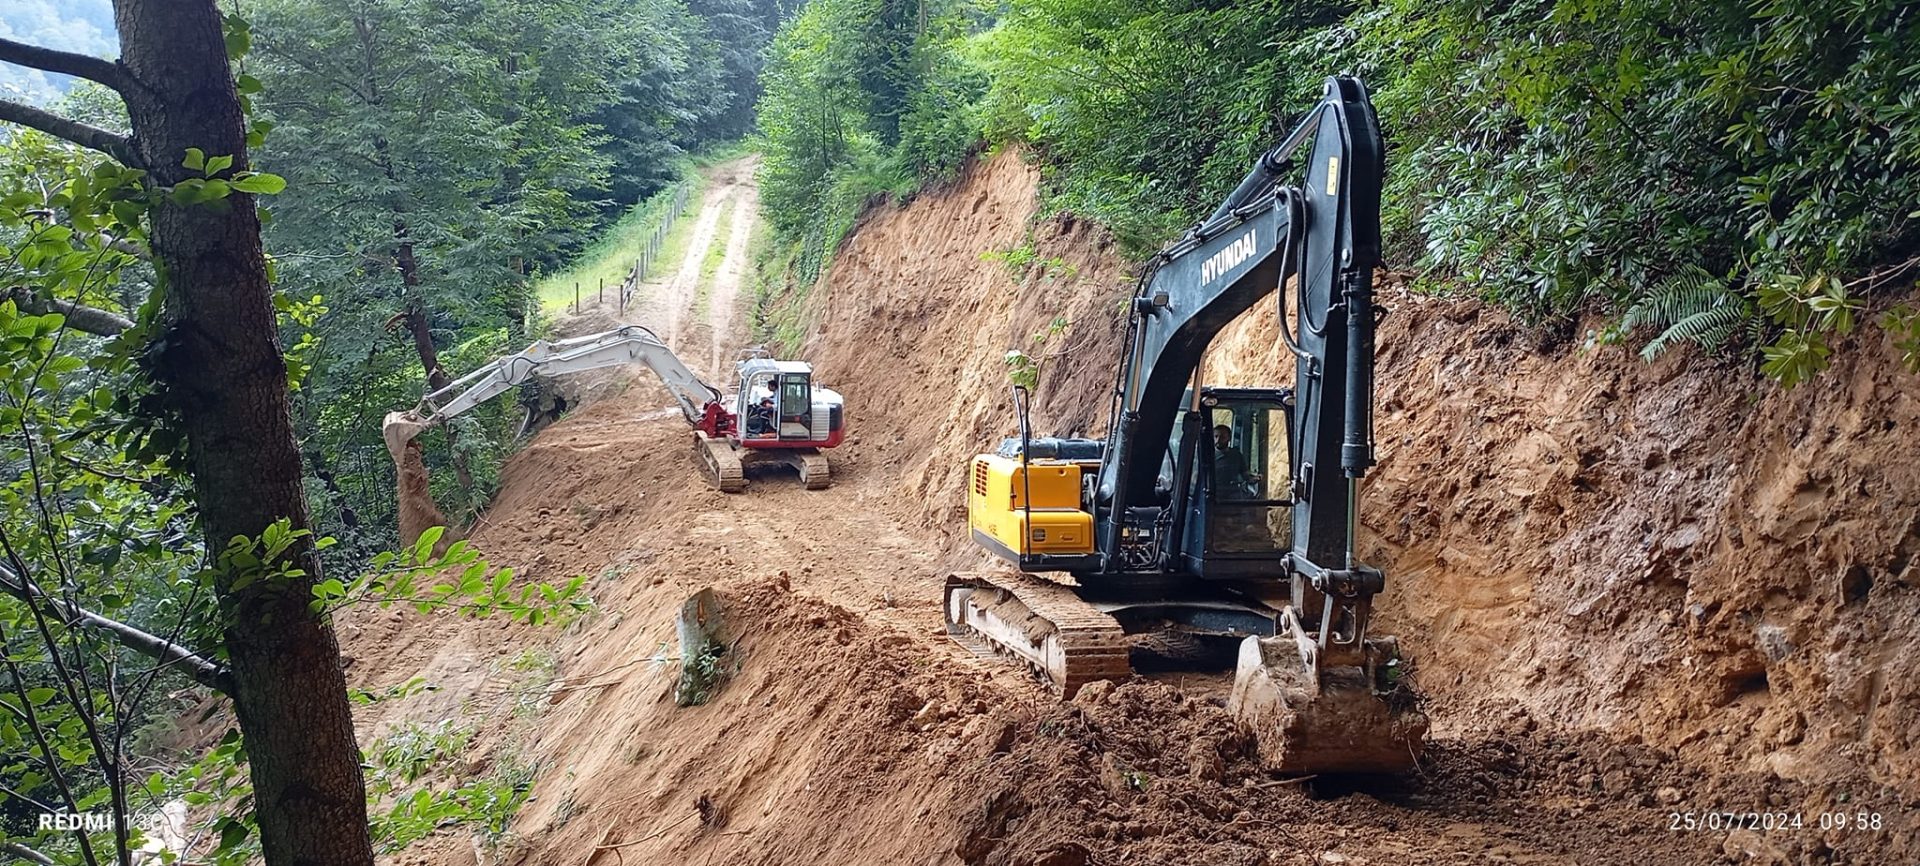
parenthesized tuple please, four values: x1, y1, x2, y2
(705, 158, 758, 374)
(646, 156, 760, 379)
(660, 169, 737, 361)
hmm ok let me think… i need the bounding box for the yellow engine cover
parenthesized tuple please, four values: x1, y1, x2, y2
(967, 454, 1095, 557)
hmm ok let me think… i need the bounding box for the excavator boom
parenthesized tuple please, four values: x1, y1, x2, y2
(402, 324, 720, 436)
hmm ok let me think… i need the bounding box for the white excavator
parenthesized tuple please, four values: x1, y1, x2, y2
(381, 324, 845, 492)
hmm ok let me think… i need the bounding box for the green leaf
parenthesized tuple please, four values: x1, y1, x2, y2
(25, 687, 57, 706)
(182, 148, 206, 172)
(205, 154, 235, 177)
(216, 817, 250, 851)
(232, 172, 287, 195)
(223, 13, 252, 60)
(413, 526, 446, 562)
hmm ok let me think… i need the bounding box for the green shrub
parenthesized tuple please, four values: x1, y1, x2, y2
(761, 0, 1920, 384)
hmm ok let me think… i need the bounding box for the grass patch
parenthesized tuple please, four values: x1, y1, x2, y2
(367, 720, 474, 794)
(675, 637, 730, 707)
(691, 139, 756, 167)
(534, 172, 702, 311)
(465, 748, 540, 848)
(748, 217, 809, 356)
(505, 647, 559, 718)
(532, 142, 757, 314)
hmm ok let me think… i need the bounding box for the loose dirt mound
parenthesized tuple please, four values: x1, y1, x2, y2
(344, 149, 1916, 865)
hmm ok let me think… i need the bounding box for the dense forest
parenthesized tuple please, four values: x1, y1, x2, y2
(754, 0, 1920, 385)
(0, 0, 1916, 863)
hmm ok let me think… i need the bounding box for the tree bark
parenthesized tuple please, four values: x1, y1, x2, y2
(108, 3, 375, 865)
(393, 228, 475, 497)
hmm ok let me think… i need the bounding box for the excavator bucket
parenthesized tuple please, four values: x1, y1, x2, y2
(381, 410, 429, 460)
(1228, 621, 1428, 774)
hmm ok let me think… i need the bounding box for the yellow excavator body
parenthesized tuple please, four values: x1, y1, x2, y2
(965, 455, 1095, 557)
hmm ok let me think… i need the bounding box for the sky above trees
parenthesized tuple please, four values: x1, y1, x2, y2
(0, 0, 114, 102)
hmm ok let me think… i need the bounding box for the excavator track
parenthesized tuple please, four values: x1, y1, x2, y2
(944, 571, 1130, 697)
(695, 433, 746, 493)
(796, 450, 832, 490)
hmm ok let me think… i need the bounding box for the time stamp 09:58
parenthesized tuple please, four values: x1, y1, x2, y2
(1667, 811, 1886, 832)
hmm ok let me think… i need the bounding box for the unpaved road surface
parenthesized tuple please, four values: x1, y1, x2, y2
(653, 156, 757, 376)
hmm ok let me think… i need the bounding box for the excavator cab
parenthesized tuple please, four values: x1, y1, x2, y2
(733, 359, 840, 445)
(1174, 387, 1295, 577)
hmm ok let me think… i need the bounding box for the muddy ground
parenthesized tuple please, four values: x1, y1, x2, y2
(351, 151, 1917, 865)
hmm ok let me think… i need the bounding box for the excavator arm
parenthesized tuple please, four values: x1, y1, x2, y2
(1098, 76, 1383, 593)
(382, 324, 721, 454)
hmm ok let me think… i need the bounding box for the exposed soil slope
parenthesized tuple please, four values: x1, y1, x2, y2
(345, 150, 1916, 866)
(1208, 290, 1920, 803)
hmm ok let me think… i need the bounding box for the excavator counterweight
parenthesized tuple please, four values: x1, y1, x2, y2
(946, 76, 1426, 775)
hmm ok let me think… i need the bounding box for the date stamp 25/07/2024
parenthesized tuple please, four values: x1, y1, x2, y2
(1667, 811, 1887, 833)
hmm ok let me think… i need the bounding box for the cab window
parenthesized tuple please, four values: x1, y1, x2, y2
(780, 377, 811, 417)
(1207, 404, 1288, 502)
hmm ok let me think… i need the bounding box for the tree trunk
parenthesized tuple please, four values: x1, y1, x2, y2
(109, 3, 375, 865)
(393, 264, 476, 503)
(400, 304, 446, 390)
(306, 448, 361, 531)
(394, 231, 476, 499)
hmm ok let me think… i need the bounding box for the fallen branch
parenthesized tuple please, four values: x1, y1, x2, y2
(5, 287, 135, 336)
(587, 811, 696, 864)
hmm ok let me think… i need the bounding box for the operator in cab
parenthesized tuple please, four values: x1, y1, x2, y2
(1212, 424, 1252, 496)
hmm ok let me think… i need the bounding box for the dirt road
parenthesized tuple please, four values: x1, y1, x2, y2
(650, 156, 758, 377)
(344, 154, 1909, 866)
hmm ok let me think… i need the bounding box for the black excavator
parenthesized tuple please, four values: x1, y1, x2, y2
(945, 76, 1427, 774)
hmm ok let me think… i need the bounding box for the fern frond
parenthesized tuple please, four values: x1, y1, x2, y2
(1625, 266, 1755, 359)
(1641, 301, 1751, 360)
(1622, 265, 1718, 330)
